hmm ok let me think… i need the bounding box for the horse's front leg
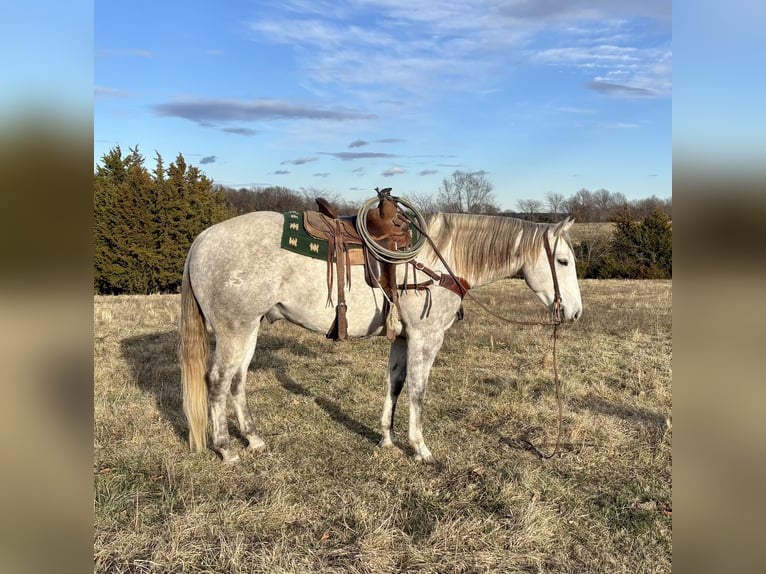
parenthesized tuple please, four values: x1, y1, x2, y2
(380, 336, 407, 448)
(405, 331, 445, 463)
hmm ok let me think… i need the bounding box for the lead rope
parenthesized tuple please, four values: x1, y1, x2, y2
(522, 312, 563, 460)
(522, 233, 564, 459)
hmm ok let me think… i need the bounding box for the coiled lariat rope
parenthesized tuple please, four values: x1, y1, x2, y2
(356, 195, 429, 263)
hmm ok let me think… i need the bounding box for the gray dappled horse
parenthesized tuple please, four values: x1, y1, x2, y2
(179, 211, 582, 464)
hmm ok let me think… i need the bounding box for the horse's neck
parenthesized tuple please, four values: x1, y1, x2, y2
(424, 214, 527, 288)
(434, 247, 523, 289)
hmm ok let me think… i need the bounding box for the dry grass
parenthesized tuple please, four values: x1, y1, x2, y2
(94, 279, 671, 573)
(568, 222, 615, 246)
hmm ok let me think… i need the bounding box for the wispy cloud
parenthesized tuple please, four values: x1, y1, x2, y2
(220, 126, 258, 136)
(349, 139, 368, 148)
(602, 122, 640, 129)
(319, 151, 397, 161)
(534, 45, 641, 66)
(250, 1, 671, 100)
(274, 169, 290, 175)
(151, 97, 377, 126)
(532, 39, 671, 99)
(281, 157, 318, 165)
(418, 169, 439, 176)
(586, 81, 655, 98)
(200, 155, 217, 164)
(95, 85, 132, 98)
(314, 172, 330, 178)
(96, 48, 153, 58)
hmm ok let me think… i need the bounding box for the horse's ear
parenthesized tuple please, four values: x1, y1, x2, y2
(553, 216, 575, 235)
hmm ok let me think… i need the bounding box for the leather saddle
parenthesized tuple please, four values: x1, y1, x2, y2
(302, 188, 414, 341)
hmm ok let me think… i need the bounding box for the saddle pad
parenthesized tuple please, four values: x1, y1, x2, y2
(280, 212, 365, 263)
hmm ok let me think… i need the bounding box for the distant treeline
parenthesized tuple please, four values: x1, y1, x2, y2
(512, 189, 671, 223)
(221, 170, 671, 224)
(93, 147, 670, 294)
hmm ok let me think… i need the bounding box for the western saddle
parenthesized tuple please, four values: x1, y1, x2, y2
(303, 188, 414, 341)
(302, 188, 470, 341)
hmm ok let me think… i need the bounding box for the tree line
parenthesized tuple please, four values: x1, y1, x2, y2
(515, 188, 671, 222)
(94, 147, 670, 294)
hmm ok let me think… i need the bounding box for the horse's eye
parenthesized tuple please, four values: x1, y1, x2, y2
(557, 258, 569, 266)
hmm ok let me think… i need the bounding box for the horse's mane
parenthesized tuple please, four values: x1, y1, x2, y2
(427, 213, 570, 284)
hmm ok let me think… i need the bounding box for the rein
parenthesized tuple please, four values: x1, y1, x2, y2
(412, 219, 566, 460)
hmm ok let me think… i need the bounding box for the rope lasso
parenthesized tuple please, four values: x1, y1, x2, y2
(356, 194, 428, 264)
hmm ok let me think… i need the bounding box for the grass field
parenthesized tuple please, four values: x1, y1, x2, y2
(567, 222, 615, 246)
(94, 278, 671, 573)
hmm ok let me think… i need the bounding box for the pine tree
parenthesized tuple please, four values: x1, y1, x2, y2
(594, 207, 672, 279)
(94, 147, 127, 293)
(94, 146, 234, 293)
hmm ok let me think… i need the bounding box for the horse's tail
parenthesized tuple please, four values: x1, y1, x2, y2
(179, 257, 209, 452)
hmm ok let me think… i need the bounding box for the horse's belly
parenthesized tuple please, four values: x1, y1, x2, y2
(275, 275, 388, 338)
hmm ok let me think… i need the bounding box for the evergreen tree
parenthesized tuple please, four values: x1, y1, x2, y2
(94, 146, 234, 294)
(594, 207, 672, 279)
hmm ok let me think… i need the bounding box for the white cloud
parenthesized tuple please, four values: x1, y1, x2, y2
(381, 166, 406, 177)
(249, 1, 671, 102)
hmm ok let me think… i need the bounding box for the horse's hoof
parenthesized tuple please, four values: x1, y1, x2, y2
(219, 449, 241, 464)
(378, 436, 398, 448)
(414, 449, 435, 464)
(247, 436, 267, 452)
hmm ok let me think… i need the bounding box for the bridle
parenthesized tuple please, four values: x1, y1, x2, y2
(542, 232, 563, 326)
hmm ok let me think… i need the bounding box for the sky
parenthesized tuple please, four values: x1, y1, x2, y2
(94, 0, 671, 210)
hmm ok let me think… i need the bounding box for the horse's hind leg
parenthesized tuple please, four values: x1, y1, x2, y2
(208, 328, 259, 464)
(230, 326, 266, 453)
(379, 335, 407, 448)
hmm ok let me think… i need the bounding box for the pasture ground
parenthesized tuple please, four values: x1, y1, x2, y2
(94, 279, 671, 573)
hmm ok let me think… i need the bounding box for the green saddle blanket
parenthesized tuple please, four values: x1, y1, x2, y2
(280, 212, 363, 261)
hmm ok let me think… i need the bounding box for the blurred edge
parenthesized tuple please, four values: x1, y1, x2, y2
(0, 1, 94, 573)
(0, 116, 94, 573)
(1, 0, 765, 572)
(673, 162, 766, 574)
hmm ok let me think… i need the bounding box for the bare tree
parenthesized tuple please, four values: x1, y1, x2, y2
(407, 190, 439, 215)
(516, 198, 542, 221)
(436, 170, 499, 213)
(629, 195, 669, 220)
(545, 191, 566, 219)
(593, 188, 615, 222)
(611, 191, 628, 208)
(567, 188, 595, 222)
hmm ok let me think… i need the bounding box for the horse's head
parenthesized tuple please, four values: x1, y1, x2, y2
(522, 217, 583, 322)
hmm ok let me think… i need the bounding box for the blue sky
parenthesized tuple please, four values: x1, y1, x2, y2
(95, 0, 671, 210)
